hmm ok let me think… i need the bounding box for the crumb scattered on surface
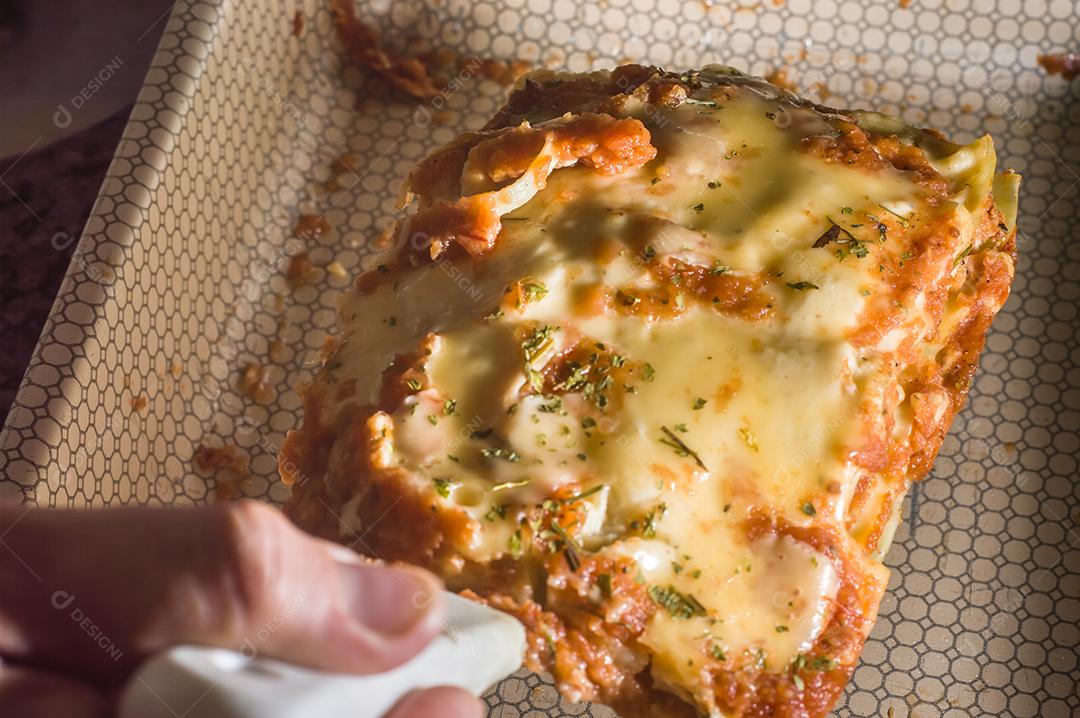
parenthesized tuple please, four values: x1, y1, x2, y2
(324, 153, 362, 190)
(239, 361, 274, 402)
(472, 58, 532, 86)
(1038, 52, 1080, 80)
(431, 109, 457, 125)
(330, 0, 530, 100)
(765, 67, 797, 92)
(286, 251, 318, 287)
(194, 442, 252, 502)
(329, 0, 442, 98)
(814, 81, 831, 100)
(293, 214, 331, 241)
(326, 261, 348, 279)
(170, 361, 182, 376)
(194, 443, 250, 474)
(898, 0, 911, 8)
(292, 10, 304, 36)
(130, 394, 148, 412)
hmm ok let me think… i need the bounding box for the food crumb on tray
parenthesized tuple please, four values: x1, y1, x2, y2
(286, 251, 318, 288)
(1037, 52, 1080, 80)
(194, 443, 252, 501)
(238, 361, 274, 403)
(329, 0, 530, 100)
(764, 67, 797, 91)
(293, 213, 331, 242)
(329, 0, 442, 99)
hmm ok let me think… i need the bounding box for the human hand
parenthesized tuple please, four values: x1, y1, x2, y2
(0, 500, 483, 718)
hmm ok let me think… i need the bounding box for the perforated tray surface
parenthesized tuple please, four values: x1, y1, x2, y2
(1, 1, 1077, 716)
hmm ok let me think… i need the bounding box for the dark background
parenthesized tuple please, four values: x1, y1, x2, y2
(0, 0, 173, 418)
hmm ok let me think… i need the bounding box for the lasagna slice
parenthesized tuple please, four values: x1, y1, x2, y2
(281, 65, 1018, 717)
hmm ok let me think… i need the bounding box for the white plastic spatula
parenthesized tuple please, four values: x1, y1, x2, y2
(117, 592, 526, 718)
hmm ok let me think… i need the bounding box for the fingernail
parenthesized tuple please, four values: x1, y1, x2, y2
(337, 563, 443, 635)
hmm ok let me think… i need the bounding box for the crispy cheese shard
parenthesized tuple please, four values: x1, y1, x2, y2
(282, 65, 1018, 718)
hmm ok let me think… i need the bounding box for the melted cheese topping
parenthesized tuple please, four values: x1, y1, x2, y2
(320, 85, 1002, 699)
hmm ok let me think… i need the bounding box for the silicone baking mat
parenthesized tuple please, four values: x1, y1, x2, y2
(1, 1, 1077, 715)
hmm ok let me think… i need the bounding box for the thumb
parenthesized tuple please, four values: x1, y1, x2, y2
(0, 501, 445, 684)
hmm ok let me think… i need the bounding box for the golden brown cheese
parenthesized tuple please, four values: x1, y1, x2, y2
(281, 65, 1018, 718)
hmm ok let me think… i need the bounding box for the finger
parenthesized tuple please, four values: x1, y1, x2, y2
(0, 662, 108, 718)
(0, 501, 445, 685)
(383, 686, 485, 718)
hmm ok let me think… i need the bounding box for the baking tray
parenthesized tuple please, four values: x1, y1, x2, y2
(1, 1, 1077, 716)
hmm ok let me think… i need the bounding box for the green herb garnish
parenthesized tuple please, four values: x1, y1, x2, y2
(954, 244, 974, 266)
(642, 503, 668, 537)
(659, 426, 708, 471)
(793, 654, 837, 672)
(509, 529, 524, 558)
(550, 520, 582, 572)
(481, 447, 522, 463)
(484, 503, 508, 521)
(877, 204, 910, 226)
(559, 484, 606, 505)
(522, 280, 548, 302)
(433, 477, 457, 498)
(836, 240, 870, 260)
(521, 325, 558, 385)
(648, 584, 707, 619)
